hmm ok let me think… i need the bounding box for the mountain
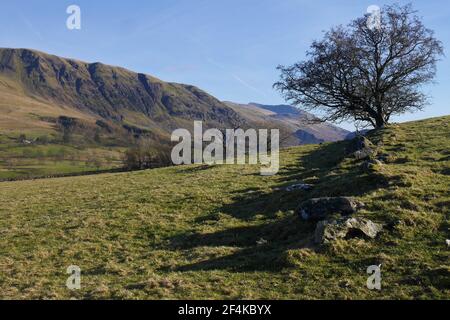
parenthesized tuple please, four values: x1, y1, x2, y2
(0, 48, 348, 143)
(0, 48, 245, 140)
(225, 102, 350, 145)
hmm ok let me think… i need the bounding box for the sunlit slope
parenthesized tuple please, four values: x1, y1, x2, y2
(0, 116, 448, 299)
(0, 48, 243, 134)
(0, 74, 95, 135)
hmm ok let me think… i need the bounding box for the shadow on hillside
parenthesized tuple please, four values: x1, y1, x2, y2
(175, 164, 212, 174)
(164, 140, 391, 272)
(166, 215, 316, 272)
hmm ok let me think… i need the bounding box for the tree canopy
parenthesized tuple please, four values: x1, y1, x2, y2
(274, 4, 444, 128)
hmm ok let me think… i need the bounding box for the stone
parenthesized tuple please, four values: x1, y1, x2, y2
(286, 183, 314, 192)
(21, 139, 33, 145)
(354, 147, 375, 160)
(346, 136, 374, 153)
(314, 217, 383, 244)
(446, 239, 450, 248)
(355, 136, 373, 149)
(361, 159, 383, 171)
(371, 159, 383, 165)
(346, 136, 377, 160)
(377, 153, 390, 162)
(297, 197, 365, 221)
(256, 238, 268, 246)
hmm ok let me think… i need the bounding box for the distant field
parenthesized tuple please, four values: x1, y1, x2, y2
(0, 133, 124, 180)
(0, 116, 448, 299)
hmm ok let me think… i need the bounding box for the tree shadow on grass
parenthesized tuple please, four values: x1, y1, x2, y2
(171, 216, 315, 250)
(164, 215, 316, 272)
(175, 164, 213, 174)
(174, 243, 304, 272)
(164, 140, 392, 272)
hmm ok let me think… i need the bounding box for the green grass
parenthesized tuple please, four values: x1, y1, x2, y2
(0, 116, 448, 299)
(0, 136, 124, 180)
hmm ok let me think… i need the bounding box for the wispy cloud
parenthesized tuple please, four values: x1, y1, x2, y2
(205, 56, 268, 98)
(231, 74, 268, 97)
(20, 14, 43, 41)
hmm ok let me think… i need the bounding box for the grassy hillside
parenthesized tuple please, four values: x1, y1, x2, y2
(0, 116, 448, 299)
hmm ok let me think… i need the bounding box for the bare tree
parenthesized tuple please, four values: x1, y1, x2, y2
(123, 139, 172, 170)
(274, 4, 444, 128)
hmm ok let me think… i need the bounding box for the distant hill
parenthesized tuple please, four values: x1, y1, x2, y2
(224, 102, 350, 145)
(248, 103, 308, 115)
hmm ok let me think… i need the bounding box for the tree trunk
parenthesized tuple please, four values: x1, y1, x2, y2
(374, 116, 386, 128)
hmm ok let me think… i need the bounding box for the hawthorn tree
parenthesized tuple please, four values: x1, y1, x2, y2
(274, 4, 444, 128)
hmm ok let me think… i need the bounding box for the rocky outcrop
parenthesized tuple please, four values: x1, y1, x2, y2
(295, 196, 383, 245)
(354, 148, 376, 160)
(347, 136, 374, 152)
(314, 217, 383, 244)
(347, 136, 377, 160)
(297, 197, 365, 221)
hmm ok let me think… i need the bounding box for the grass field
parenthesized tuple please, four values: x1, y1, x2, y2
(0, 116, 448, 299)
(0, 134, 124, 180)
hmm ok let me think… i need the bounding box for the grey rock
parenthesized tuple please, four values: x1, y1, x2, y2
(355, 136, 373, 149)
(372, 159, 383, 166)
(314, 217, 383, 244)
(286, 183, 314, 192)
(347, 136, 377, 160)
(354, 147, 375, 160)
(256, 238, 268, 246)
(22, 139, 33, 145)
(361, 159, 383, 171)
(347, 136, 374, 153)
(297, 197, 365, 221)
(377, 153, 390, 162)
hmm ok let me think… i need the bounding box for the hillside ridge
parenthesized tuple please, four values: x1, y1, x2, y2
(0, 48, 244, 132)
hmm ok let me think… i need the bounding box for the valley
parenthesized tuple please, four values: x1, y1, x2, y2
(0, 48, 349, 180)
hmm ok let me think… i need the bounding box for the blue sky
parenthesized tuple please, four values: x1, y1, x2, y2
(1, 0, 449, 130)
